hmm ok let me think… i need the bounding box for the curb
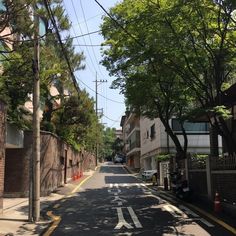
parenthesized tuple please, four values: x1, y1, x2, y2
(125, 167, 236, 235)
(150, 187, 236, 235)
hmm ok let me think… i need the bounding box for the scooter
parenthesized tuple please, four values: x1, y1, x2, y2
(170, 171, 192, 201)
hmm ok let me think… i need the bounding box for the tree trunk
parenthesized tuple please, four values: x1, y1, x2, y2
(160, 117, 187, 160)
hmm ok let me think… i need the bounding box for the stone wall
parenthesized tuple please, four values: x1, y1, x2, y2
(4, 131, 96, 197)
(0, 101, 6, 213)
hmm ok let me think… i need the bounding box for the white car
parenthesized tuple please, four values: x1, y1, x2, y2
(114, 155, 124, 164)
(142, 170, 157, 181)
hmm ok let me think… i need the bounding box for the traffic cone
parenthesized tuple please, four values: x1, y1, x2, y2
(214, 191, 221, 213)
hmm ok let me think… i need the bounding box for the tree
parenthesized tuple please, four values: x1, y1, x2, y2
(52, 90, 98, 150)
(0, 1, 97, 152)
(100, 0, 195, 159)
(101, 0, 236, 157)
(100, 127, 116, 159)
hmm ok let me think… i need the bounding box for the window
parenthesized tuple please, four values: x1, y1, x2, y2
(150, 124, 155, 139)
(172, 119, 209, 134)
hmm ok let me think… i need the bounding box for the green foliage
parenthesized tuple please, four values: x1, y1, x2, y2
(210, 106, 232, 120)
(100, 0, 236, 155)
(100, 127, 116, 158)
(0, 0, 93, 152)
(155, 153, 171, 162)
(112, 137, 124, 154)
(40, 120, 55, 133)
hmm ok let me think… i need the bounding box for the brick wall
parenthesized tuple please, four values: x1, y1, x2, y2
(0, 101, 6, 213)
(4, 131, 96, 197)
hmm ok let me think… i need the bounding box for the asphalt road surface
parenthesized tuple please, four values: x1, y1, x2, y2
(49, 162, 235, 236)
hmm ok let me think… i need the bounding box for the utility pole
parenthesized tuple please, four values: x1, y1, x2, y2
(29, 6, 40, 222)
(94, 72, 107, 166)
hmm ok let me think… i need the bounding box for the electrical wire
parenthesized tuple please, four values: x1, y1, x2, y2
(70, 0, 98, 77)
(73, 44, 107, 47)
(62, 30, 101, 41)
(43, 0, 80, 93)
(79, 0, 106, 80)
(76, 75, 124, 104)
(94, 0, 144, 48)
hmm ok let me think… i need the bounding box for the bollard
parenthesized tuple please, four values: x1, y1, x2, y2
(164, 177, 168, 191)
(214, 191, 221, 213)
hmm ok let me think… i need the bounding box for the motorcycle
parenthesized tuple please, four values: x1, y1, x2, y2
(170, 171, 192, 201)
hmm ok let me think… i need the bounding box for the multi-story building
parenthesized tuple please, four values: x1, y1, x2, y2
(140, 117, 217, 170)
(121, 112, 223, 182)
(120, 112, 141, 170)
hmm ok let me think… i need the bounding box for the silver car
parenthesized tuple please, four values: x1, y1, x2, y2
(142, 170, 157, 181)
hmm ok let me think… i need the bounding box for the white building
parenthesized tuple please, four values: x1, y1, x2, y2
(140, 117, 222, 171)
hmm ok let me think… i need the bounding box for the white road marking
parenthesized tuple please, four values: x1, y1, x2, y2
(136, 183, 141, 188)
(108, 189, 121, 194)
(127, 207, 143, 228)
(179, 205, 214, 227)
(110, 183, 145, 188)
(179, 205, 199, 217)
(111, 196, 127, 203)
(163, 205, 184, 218)
(143, 191, 152, 195)
(115, 208, 133, 229)
(118, 201, 123, 206)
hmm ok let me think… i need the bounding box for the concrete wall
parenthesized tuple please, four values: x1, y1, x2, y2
(4, 131, 96, 197)
(0, 101, 6, 213)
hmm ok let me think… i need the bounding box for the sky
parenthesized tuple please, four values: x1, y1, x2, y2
(62, 0, 125, 130)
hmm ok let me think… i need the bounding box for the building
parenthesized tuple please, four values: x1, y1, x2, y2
(120, 112, 141, 170)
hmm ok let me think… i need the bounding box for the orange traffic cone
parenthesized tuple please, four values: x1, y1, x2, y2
(214, 191, 221, 213)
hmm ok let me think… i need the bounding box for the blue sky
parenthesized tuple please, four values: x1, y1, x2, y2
(62, 0, 125, 129)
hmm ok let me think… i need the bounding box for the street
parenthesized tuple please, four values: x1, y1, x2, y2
(48, 162, 235, 236)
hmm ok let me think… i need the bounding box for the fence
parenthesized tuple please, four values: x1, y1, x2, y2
(188, 154, 236, 206)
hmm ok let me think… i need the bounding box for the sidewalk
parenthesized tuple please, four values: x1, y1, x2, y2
(0, 170, 95, 236)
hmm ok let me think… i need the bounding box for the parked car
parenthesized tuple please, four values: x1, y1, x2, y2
(142, 170, 157, 182)
(114, 154, 125, 164)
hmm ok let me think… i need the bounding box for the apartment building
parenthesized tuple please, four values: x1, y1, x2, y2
(121, 112, 223, 178)
(120, 112, 141, 170)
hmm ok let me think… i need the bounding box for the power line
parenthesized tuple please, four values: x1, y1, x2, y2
(62, 30, 101, 40)
(79, 0, 106, 80)
(103, 114, 121, 122)
(76, 75, 124, 104)
(94, 0, 144, 48)
(43, 0, 80, 93)
(73, 44, 107, 47)
(70, 0, 98, 77)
